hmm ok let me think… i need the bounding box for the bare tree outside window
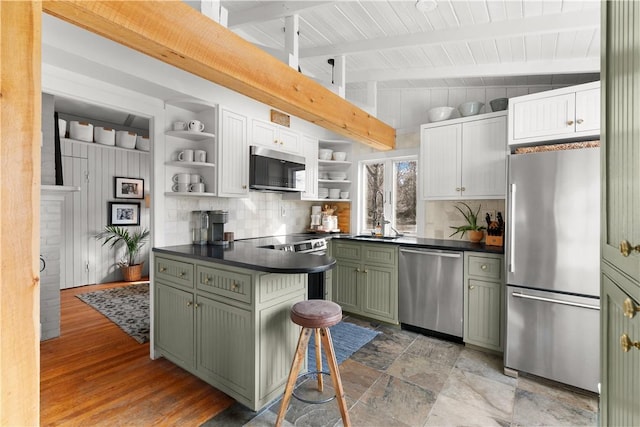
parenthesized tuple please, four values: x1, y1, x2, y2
(361, 157, 417, 235)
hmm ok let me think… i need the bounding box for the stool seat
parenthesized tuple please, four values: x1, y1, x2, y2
(290, 300, 342, 329)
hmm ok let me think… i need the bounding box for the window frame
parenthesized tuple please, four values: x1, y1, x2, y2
(355, 148, 421, 236)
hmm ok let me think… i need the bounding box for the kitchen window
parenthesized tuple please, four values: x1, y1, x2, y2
(359, 155, 417, 236)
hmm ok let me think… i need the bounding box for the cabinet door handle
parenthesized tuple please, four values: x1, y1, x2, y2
(620, 334, 640, 352)
(187, 301, 193, 307)
(159, 267, 167, 272)
(232, 282, 239, 291)
(620, 240, 640, 257)
(461, 187, 466, 191)
(204, 276, 212, 284)
(469, 285, 475, 290)
(363, 269, 368, 274)
(194, 303, 200, 309)
(455, 187, 461, 192)
(577, 118, 584, 124)
(481, 264, 488, 271)
(179, 271, 187, 277)
(355, 268, 361, 273)
(242, 185, 247, 189)
(623, 298, 640, 319)
(567, 120, 574, 126)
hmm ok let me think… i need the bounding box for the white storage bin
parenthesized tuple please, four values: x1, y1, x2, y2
(135, 135, 150, 151)
(94, 127, 116, 146)
(116, 131, 137, 149)
(69, 121, 94, 142)
(58, 119, 66, 139)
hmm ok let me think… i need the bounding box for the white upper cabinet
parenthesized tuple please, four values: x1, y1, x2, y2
(509, 81, 600, 145)
(217, 108, 249, 197)
(251, 119, 300, 154)
(421, 112, 507, 200)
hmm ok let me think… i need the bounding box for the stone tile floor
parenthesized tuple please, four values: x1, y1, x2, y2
(204, 316, 598, 427)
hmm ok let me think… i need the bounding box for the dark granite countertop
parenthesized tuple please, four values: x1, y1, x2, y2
(152, 232, 503, 274)
(153, 238, 335, 274)
(329, 234, 505, 254)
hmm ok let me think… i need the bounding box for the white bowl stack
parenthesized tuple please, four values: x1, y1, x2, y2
(328, 171, 347, 180)
(332, 151, 347, 161)
(427, 106, 455, 122)
(318, 188, 329, 199)
(318, 148, 333, 160)
(329, 188, 341, 199)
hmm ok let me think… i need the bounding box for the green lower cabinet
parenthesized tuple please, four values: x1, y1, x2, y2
(154, 255, 306, 411)
(600, 263, 640, 426)
(331, 241, 398, 324)
(463, 252, 504, 352)
(196, 294, 253, 398)
(154, 281, 195, 369)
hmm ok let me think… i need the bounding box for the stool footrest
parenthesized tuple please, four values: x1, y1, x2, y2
(292, 371, 336, 405)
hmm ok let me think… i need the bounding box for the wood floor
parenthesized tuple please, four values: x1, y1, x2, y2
(40, 280, 234, 426)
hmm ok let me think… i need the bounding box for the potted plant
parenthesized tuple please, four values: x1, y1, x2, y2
(449, 202, 486, 243)
(96, 225, 150, 281)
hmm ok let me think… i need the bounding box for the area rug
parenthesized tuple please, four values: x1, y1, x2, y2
(76, 283, 150, 344)
(307, 321, 380, 369)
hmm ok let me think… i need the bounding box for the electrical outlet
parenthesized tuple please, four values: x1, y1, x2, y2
(280, 205, 286, 217)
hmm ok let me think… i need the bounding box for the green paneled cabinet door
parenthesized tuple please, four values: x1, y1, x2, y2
(601, 1, 640, 423)
(154, 281, 195, 368)
(331, 241, 398, 324)
(600, 266, 640, 426)
(463, 253, 504, 352)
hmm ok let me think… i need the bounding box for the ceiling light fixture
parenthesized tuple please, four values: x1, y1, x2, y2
(415, 0, 437, 13)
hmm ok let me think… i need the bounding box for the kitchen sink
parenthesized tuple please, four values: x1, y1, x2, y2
(353, 235, 397, 240)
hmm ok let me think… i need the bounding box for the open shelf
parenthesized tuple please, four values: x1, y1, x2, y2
(165, 161, 216, 169)
(164, 192, 217, 197)
(165, 130, 216, 141)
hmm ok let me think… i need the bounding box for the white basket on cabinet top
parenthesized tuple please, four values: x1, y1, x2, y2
(94, 127, 116, 146)
(116, 131, 137, 149)
(69, 121, 94, 142)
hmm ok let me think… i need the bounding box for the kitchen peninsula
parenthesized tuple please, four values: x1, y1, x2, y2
(151, 240, 335, 411)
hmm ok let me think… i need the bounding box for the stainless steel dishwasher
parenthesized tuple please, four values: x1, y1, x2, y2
(398, 247, 463, 338)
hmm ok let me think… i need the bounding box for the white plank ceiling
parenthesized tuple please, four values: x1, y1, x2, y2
(221, 0, 600, 89)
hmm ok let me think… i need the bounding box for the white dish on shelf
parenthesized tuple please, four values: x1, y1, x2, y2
(458, 101, 484, 117)
(332, 151, 347, 161)
(427, 106, 455, 122)
(318, 148, 333, 160)
(328, 172, 347, 180)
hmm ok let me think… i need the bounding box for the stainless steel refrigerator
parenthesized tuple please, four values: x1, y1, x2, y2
(505, 145, 600, 393)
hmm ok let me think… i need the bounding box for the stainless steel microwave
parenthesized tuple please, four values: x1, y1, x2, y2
(249, 146, 306, 192)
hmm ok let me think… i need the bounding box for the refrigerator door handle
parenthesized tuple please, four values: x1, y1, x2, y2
(512, 292, 600, 310)
(509, 183, 516, 273)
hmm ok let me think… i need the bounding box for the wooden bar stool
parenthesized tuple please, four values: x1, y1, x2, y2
(275, 300, 351, 427)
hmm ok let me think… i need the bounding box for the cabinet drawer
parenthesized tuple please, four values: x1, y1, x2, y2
(332, 242, 362, 261)
(362, 244, 397, 266)
(467, 255, 502, 280)
(197, 265, 252, 304)
(156, 257, 194, 288)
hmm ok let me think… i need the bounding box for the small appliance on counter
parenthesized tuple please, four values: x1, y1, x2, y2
(208, 210, 229, 246)
(191, 211, 209, 245)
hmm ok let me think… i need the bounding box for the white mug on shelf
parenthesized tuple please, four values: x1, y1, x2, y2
(173, 121, 187, 131)
(189, 182, 205, 193)
(190, 174, 203, 184)
(178, 149, 194, 162)
(172, 173, 190, 183)
(188, 120, 205, 132)
(194, 150, 207, 163)
(172, 183, 189, 192)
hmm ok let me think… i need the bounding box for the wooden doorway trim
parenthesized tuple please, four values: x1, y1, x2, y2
(42, 1, 395, 150)
(0, 1, 42, 425)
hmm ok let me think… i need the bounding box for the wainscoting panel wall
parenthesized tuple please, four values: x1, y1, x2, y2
(62, 139, 150, 288)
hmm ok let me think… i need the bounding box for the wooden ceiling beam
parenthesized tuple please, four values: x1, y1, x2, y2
(42, 1, 395, 151)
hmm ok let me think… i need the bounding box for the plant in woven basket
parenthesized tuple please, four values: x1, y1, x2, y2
(449, 202, 486, 242)
(96, 226, 150, 281)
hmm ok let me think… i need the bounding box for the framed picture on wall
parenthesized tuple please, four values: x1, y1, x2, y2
(114, 177, 144, 199)
(108, 202, 140, 226)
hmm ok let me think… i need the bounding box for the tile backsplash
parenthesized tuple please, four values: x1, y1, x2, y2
(424, 199, 506, 241)
(163, 192, 318, 245)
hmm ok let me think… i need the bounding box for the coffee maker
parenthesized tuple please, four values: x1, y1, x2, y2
(191, 211, 209, 245)
(208, 210, 229, 246)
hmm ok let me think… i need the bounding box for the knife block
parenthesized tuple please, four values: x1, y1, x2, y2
(486, 234, 503, 247)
